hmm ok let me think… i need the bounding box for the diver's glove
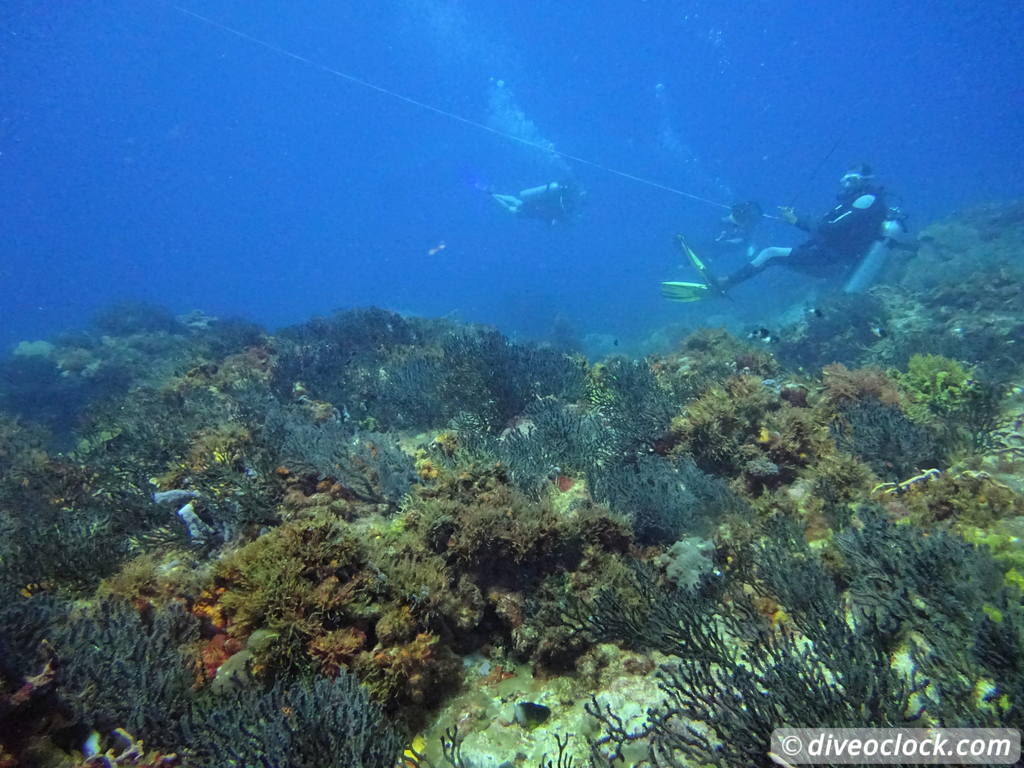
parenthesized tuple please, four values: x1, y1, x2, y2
(778, 206, 799, 225)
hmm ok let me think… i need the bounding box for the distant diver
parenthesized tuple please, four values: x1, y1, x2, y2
(662, 164, 914, 302)
(491, 180, 582, 225)
(714, 200, 763, 257)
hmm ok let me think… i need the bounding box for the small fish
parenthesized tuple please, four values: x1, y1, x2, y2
(514, 701, 551, 729)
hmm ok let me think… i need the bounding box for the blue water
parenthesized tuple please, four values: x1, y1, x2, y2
(4, 0, 1022, 351)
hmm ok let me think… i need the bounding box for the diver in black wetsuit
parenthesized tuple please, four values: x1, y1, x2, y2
(491, 180, 582, 225)
(717, 164, 895, 291)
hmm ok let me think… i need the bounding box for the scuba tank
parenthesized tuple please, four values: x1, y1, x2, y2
(843, 208, 907, 294)
(517, 182, 561, 201)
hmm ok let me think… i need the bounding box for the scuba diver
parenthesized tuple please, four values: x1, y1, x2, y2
(492, 180, 582, 225)
(662, 164, 911, 302)
(714, 200, 763, 258)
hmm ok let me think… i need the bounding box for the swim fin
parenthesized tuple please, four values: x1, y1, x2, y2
(675, 233, 724, 290)
(661, 234, 726, 302)
(660, 281, 712, 302)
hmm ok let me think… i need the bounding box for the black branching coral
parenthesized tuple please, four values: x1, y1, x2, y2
(575, 514, 1024, 767)
(268, 402, 417, 506)
(52, 598, 199, 748)
(43, 597, 406, 766)
(182, 674, 404, 768)
(272, 310, 586, 432)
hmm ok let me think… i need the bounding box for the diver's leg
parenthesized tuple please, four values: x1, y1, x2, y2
(719, 246, 792, 290)
(751, 246, 793, 267)
(491, 193, 523, 214)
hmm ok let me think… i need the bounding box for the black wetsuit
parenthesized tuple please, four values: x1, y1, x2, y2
(519, 183, 578, 224)
(786, 185, 888, 278)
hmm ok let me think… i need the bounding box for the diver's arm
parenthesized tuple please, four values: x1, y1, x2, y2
(778, 206, 813, 232)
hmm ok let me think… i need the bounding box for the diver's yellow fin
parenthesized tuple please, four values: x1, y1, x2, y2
(673, 233, 728, 298)
(675, 233, 717, 280)
(660, 281, 712, 302)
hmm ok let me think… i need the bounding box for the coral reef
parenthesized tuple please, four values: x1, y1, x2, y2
(575, 512, 1023, 767)
(210, 513, 374, 673)
(183, 674, 403, 768)
(650, 326, 779, 402)
(589, 454, 738, 544)
(896, 353, 977, 425)
(52, 599, 199, 747)
(2, 201, 1024, 767)
(895, 201, 1024, 292)
(831, 399, 940, 480)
